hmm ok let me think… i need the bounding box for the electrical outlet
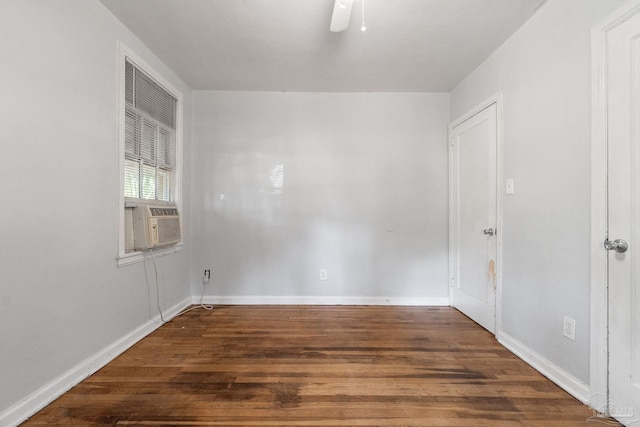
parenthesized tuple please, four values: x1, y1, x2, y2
(203, 269, 211, 284)
(563, 316, 576, 341)
(319, 269, 327, 281)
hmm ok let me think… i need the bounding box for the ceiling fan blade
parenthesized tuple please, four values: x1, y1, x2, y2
(330, 0, 353, 32)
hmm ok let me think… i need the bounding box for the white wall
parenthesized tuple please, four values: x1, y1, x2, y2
(0, 0, 192, 420)
(191, 92, 449, 304)
(450, 0, 628, 384)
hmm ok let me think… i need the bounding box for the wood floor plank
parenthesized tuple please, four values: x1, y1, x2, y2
(20, 306, 618, 426)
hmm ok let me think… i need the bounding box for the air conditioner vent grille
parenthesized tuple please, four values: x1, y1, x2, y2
(149, 207, 179, 217)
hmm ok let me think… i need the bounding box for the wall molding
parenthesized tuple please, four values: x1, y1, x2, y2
(196, 295, 450, 306)
(0, 297, 192, 427)
(498, 331, 590, 403)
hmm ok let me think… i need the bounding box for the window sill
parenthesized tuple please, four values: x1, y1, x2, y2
(117, 243, 183, 267)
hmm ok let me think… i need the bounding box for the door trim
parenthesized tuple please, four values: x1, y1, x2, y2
(590, 0, 640, 412)
(448, 92, 504, 336)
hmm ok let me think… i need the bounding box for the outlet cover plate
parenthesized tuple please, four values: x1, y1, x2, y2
(563, 316, 576, 341)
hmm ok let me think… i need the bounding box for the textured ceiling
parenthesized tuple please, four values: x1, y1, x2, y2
(99, 0, 546, 92)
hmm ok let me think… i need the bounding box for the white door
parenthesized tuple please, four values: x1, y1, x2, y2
(607, 9, 640, 425)
(449, 103, 498, 334)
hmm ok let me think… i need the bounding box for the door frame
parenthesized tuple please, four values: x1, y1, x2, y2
(590, 0, 640, 412)
(448, 92, 504, 336)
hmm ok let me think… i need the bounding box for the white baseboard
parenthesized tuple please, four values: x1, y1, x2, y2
(497, 330, 590, 403)
(194, 295, 450, 306)
(0, 297, 192, 427)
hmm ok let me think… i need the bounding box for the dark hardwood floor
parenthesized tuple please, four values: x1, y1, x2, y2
(22, 306, 618, 426)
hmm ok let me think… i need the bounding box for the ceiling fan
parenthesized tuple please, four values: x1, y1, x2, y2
(330, 0, 366, 32)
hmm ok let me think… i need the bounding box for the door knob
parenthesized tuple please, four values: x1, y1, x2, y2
(483, 228, 495, 236)
(604, 238, 628, 253)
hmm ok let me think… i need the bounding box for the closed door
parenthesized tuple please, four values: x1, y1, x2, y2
(449, 103, 498, 334)
(607, 9, 640, 424)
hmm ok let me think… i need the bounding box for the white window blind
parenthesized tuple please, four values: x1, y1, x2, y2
(124, 59, 177, 202)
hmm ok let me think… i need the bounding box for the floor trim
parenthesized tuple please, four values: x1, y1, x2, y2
(0, 297, 191, 427)
(497, 330, 590, 403)
(197, 295, 450, 306)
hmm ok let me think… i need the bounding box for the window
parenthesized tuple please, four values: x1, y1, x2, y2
(118, 45, 183, 265)
(124, 59, 177, 202)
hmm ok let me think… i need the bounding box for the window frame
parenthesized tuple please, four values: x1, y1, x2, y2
(117, 43, 184, 267)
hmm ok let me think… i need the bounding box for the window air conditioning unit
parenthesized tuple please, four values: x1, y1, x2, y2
(132, 205, 181, 250)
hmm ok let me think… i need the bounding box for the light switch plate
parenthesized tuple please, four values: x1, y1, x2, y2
(506, 178, 514, 195)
